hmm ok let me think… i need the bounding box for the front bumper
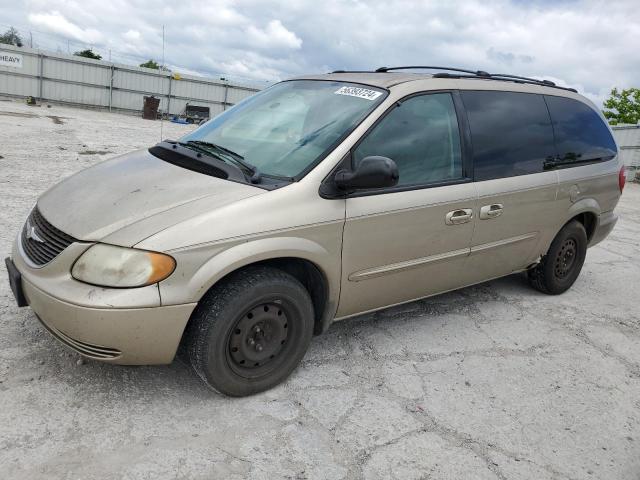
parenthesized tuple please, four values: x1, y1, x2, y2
(10, 237, 196, 365)
(22, 279, 196, 364)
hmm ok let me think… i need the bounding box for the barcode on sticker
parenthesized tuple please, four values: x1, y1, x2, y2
(334, 86, 382, 100)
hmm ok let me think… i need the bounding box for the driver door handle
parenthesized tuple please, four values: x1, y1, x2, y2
(479, 204, 504, 220)
(445, 208, 473, 225)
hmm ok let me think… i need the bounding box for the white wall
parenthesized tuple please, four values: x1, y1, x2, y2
(0, 44, 261, 116)
(612, 125, 640, 169)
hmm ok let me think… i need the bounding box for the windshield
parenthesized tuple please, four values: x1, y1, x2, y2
(180, 80, 387, 179)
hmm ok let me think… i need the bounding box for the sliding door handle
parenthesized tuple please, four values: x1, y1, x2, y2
(479, 204, 503, 220)
(445, 208, 473, 225)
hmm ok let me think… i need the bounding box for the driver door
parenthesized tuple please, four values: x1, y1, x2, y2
(337, 92, 477, 318)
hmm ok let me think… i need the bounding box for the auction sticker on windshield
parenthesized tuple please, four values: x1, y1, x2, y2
(334, 86, 382, 100)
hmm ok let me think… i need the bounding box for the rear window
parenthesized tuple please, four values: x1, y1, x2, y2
(544, 95, 617, 164)
(461, 91, 556, 181)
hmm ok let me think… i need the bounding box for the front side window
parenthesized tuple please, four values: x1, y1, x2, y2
(461, 91, 556, 181)
(181, 81, 387, 179)
(353, 93, 463, 187)
(544, 95, 617, 164)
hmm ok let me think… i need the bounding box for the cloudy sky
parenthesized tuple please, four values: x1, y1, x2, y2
(1, 0, 638, 105)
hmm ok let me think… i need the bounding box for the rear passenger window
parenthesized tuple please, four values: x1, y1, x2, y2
(353, 93, 462, 187)
(544, 95, 617, 164)
(461, 91, 556, 181)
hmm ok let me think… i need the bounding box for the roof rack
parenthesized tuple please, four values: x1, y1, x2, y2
(375, 65, 491, 76)
(330, 66, 577, 93)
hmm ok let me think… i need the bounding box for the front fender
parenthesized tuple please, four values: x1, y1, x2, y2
(159, 235, 341, 314)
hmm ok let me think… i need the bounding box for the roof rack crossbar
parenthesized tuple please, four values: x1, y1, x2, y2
(329, 66, 578, 93)
(376, 66, 556, 85)
(330, 70, 378, 74)
(490, 73, 555, 86)
(430, 72, 577, 93)
(375, 65, 490, 76)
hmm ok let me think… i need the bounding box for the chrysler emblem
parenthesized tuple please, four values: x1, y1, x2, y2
(25, 220, 45, 243)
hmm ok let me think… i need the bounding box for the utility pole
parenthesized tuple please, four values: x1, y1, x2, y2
(160, 25, 166, 141)
(29, 32, 33, 48)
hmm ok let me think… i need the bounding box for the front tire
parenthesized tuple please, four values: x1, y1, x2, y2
(185, 266, 314, 396)
(527, 220, 588, 295)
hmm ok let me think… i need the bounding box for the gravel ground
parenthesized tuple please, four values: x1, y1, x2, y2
(1, 99, 639, 480)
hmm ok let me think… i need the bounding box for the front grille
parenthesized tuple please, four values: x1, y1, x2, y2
(36, 315, 122, 359)
(21, 207, 77, 266)
(50, 326, 122, 359)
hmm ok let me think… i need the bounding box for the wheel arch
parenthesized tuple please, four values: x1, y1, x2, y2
(535, 199, 600, 262)
(182, 237, 340, 336)
(565, 198, 600, 244)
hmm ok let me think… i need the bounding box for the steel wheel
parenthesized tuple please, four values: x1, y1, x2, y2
(554, 238, 577, 279)
(185, 265, 314, 396)
(227, 302, 290, 378)
(527, 220, 587, 295)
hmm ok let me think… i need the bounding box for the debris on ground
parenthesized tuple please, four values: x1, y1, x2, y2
(78, 150, 114, 155)
(45, 115, 66, 125)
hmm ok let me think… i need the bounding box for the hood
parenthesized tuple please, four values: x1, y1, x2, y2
(38, 149, 264, 243)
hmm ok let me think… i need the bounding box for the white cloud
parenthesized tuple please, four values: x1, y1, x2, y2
(123, 30, 141, 41)
(5, 0, 636, 104)
(246, 19, 302, 50)
(199, 5, 247, 26)
(27, 11, 103, 43)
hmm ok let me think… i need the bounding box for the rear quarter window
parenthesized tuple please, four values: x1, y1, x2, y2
(461, 91, 556, 181)
(544, 95, 617, 164)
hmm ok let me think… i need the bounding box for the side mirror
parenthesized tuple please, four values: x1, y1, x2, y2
(334, 156, 399, 190)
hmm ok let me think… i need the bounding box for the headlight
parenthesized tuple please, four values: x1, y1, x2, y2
(71, 244, 176, 288)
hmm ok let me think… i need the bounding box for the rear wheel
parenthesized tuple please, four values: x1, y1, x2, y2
(527, 220, 587, 295)
(185, 266, 314, 396)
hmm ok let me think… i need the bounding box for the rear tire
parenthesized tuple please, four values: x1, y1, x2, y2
(527, 220, 587, 295)
(185, 266, 314, 396)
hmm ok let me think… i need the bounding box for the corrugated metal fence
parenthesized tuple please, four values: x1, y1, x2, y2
(612, 124, 640, 171)
(0, 44, 261, 117)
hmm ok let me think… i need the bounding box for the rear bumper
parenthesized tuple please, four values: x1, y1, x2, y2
(589, 210, 618, 247)
(23, 279, 196, 364)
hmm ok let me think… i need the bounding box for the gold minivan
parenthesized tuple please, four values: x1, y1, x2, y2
(6, 67, 625, 396)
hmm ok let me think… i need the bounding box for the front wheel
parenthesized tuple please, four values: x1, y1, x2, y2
(185, 266, 314, 396)
(527, 220, 588, 295)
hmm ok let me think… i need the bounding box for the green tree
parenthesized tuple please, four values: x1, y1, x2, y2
(0, 27, 23, 47)
(139, 59, 160, 69)
(74, 49, 102, 60)
(603, 88, 640, 125)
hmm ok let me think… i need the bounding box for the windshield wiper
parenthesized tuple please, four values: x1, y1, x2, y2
(297, 120, 337, 147)
(188, 140, 244, 162)
(182, 140, 262, 184)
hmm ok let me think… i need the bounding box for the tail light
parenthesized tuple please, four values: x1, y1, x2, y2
(619, 166, 626, 193)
